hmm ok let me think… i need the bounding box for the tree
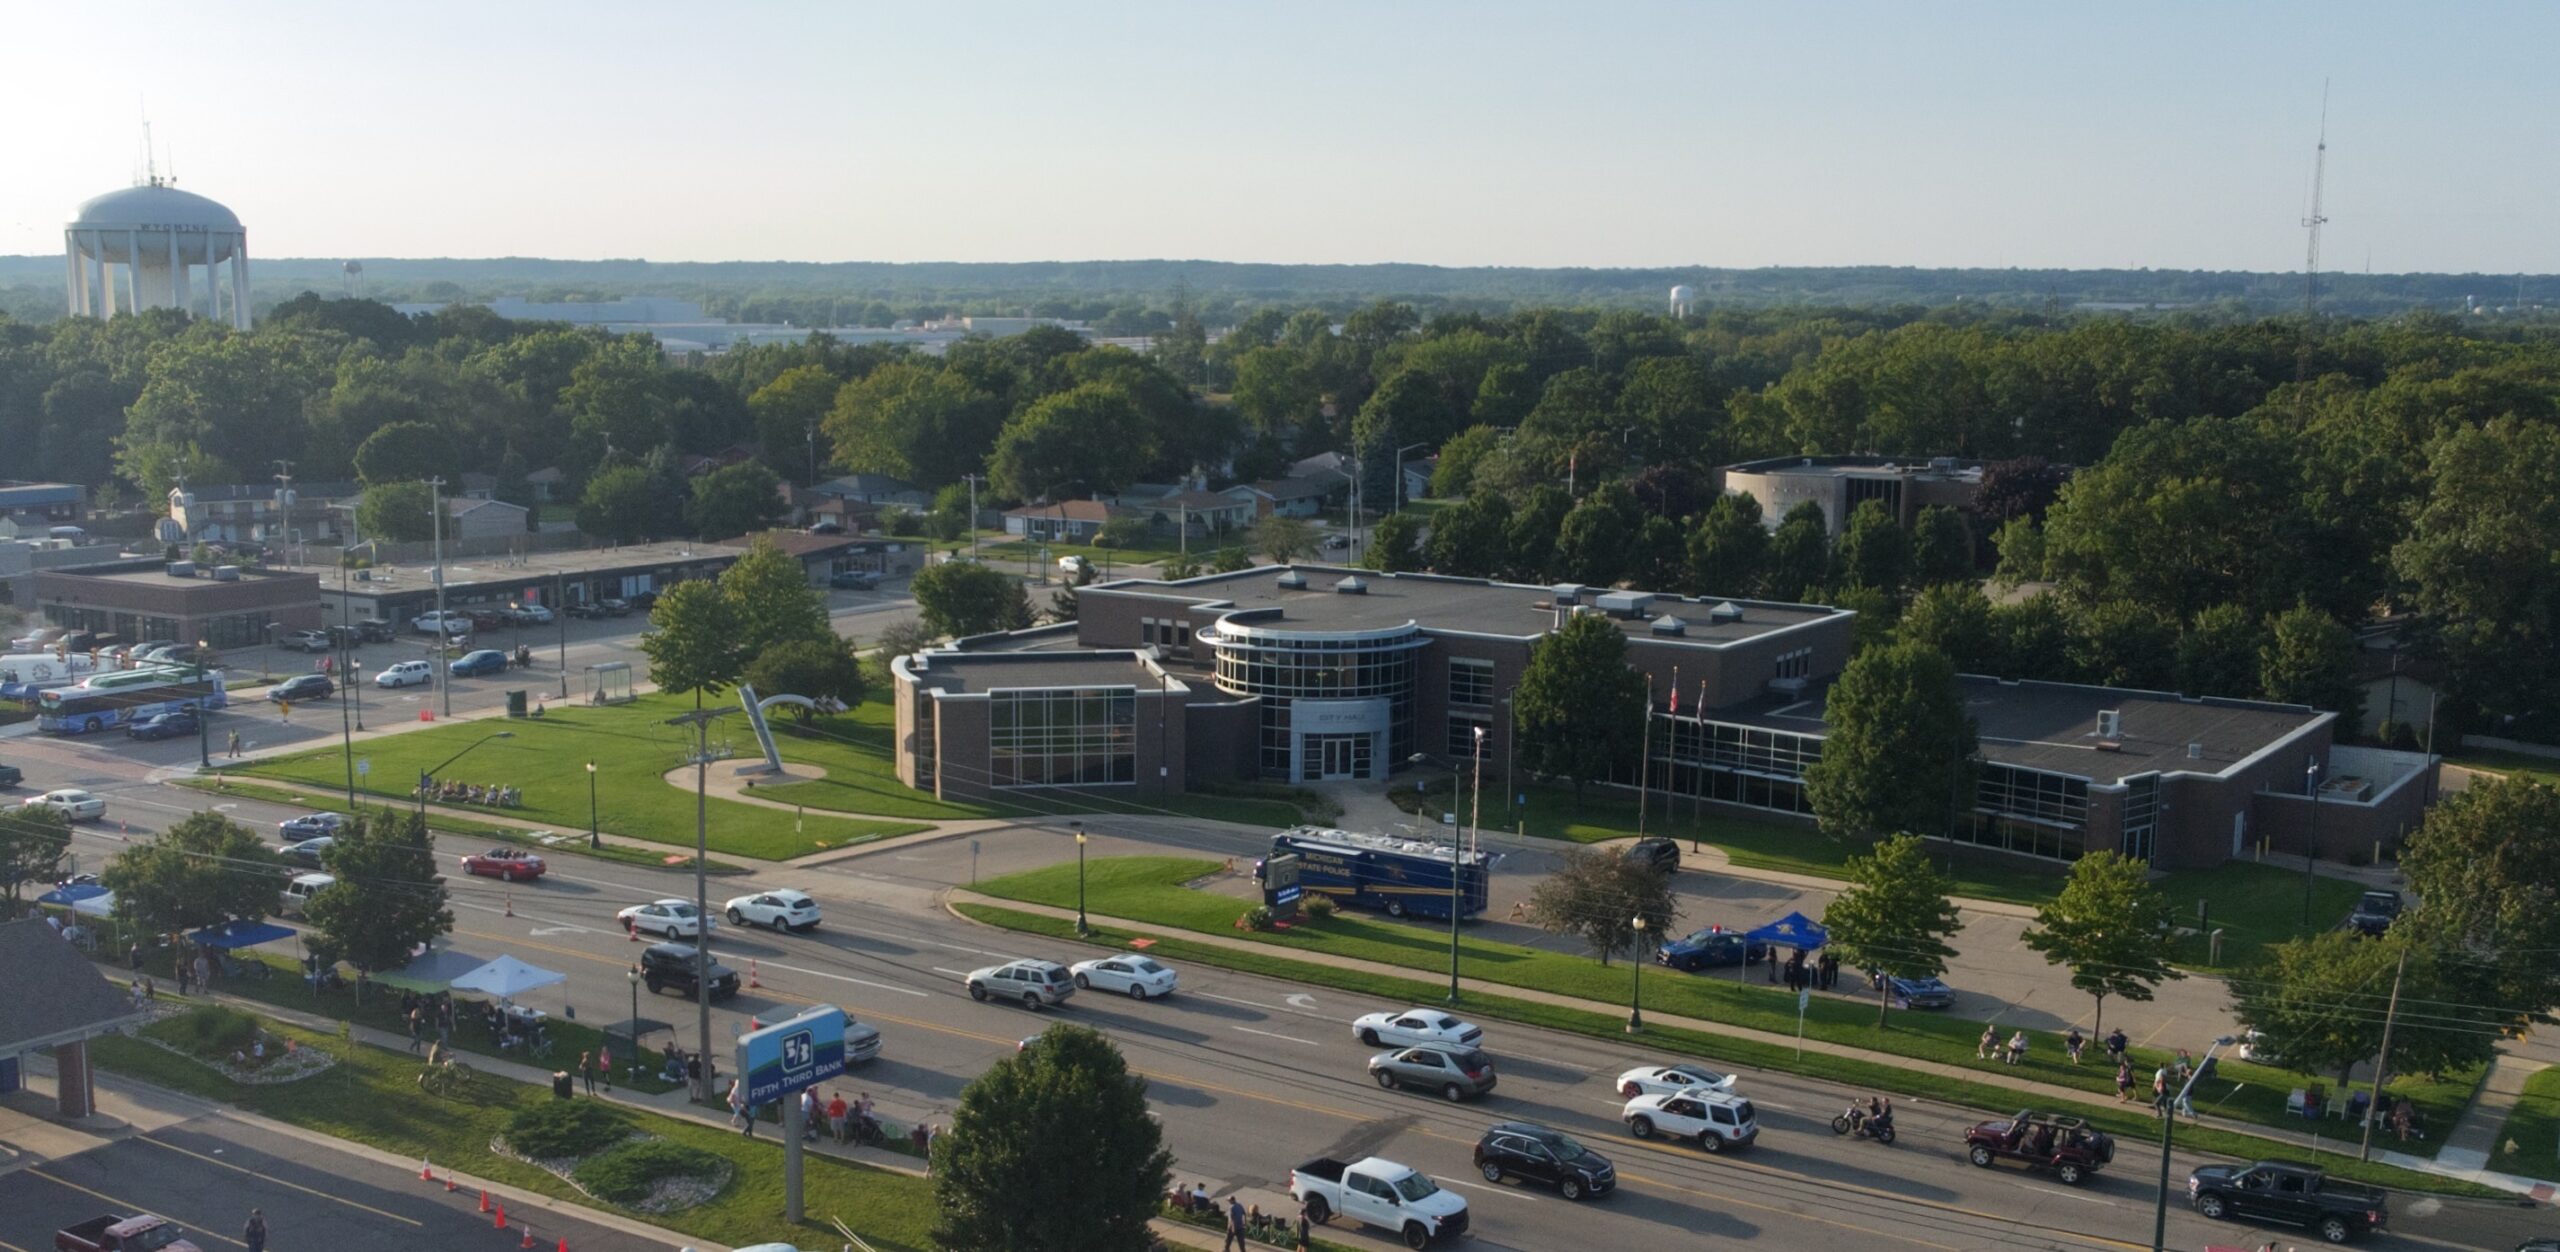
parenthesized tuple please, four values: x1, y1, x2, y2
(2040, 416, 2322, 620)
(1511, 613, 1648, 804)
(1363, 512, 1422, 573)
(746, 363, 843, 485)
(578, 464, 674, 544)
(2175, 603, 2265, 698)
(1251, 516, 1320, 565)
(1823, 834, 1965, 1026)
(2233, 931, 2494, 1087)
(1763, 501, 1832, 602)
(989, 383, 1149, 502)
(931, 1023, 1172, 1252)
(1523, 845, 1681, 967)
(638, 579, 744, 707)
(1833, 498, 1910, 597)
(352, 420, 454, 485)
(1504, 485, 1572, 584)
(742, 637, 867, 716)
(719, 538, 833, 657)
(823, 361, 1006, 487)
(1687, 492, 1767, 597)
(1988, 595, 2071, 681)
(1554, 483, 1645, 588)
(1802, 642, 1975, 841)
(306, 810, 453, 978)
(1989, 516, 2046, 587)
(2391, 417, 2560, 723)
(911, 561, 1035, 638)
(355, 481, 436, 543)
(684, 461, 788, 540)
(2020, 852, 2184, 1035)
(1208, 546, 1252, 574)
(101, 812, 279, 942)
(0, 805, 69, 908)
(1968, 456, 2070, 528)
(1430, 424, 1503, 498)
(1897, 582, 1996, 674)
(1425, 493, 1511, 577)
(2065, 599, 2177, 690)
(1909, 505, 1974, 587)
(2399, 777, 2560, 1022)
(2259, 602, 2364, 724)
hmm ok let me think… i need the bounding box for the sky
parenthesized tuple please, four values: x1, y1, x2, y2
(3, 1, 2555, 273)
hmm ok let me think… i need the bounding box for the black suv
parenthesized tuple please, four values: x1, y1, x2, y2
(1474, 1121, 1614, 1201)
(1624, 837, 1679, 874)
(639, 942, 741, 1000)
(269, 674, 335, 704)
(2349, 890, 2402, 936)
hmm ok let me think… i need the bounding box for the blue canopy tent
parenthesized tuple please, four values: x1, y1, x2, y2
(1745, 911, 1827, 951)
(189, 920, 296, 950)
(37, 884, 112, 914)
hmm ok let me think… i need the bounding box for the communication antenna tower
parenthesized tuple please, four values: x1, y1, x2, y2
(2300, 81, 2330, 321)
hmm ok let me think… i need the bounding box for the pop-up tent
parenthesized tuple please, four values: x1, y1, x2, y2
(375, 946, 490, 992)
(449, 954, 566, 1001)
(1745, 911, 1828, 951)
(37, 884, 117, 918)
(189, 919, 297, 950)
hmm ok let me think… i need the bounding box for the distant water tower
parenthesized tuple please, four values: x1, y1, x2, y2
(341, 260, 365, 296)
(1669, 284, 1698, 317)
(63, 178, 250, 328)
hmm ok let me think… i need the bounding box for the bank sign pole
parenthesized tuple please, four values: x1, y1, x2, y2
(737, 1005, 849, 1221)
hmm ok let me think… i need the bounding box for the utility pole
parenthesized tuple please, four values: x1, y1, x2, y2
(667, 705, 730, 1105)
(2360, 947, 2409, 1161)
(429, 476, 449, 718)
(962, 474, 984, 562)
(2299, 757, 2323, 930)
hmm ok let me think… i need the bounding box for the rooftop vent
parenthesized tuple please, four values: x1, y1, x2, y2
(2095, 709, 2122, 740)
(1550, 584, 1584, 605)
(1708, 601, 1745, 624)
(1649, 613, 1686, 636)
(1276, 570, 1308, 590)
(165, 561, 196, 577)
(2186, 742, 2205, 760)
(1929, 456, 1959, 472)
(1595, 591, 1655, 619)
(210, 565, 241, 581)
(1333, 575, 1367, 595)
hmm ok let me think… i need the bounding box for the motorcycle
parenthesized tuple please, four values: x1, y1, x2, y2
(1830, 1103, 1897, 1145)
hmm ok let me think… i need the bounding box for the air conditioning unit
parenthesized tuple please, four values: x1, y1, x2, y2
(1550, 584, 1585, 605)
(165, 561, 196, 577)
(1595, 591, 1654, 618)
(2095, 709, 2122, 740)
(211, 565, 242, 581)
(2186, 742, 2204, 760)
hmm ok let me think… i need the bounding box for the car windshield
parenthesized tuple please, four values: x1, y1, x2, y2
(1537, 1131, 1593, 1161)
(1389, 1172, 1440, 1203)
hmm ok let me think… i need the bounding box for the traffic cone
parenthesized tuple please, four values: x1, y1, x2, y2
(747, 960, 761, 989)
(748, 1016, 761, 1031)
(446, 1175, 458, 1193)
(493, 1203, 506, 1229)
(478, 1190, 491, 1214)
(520, 1226, 535, 1248)
(505, 891, 514, 918)
(420, 1155, 433, 1181)
(557, 1239, 568, 1252)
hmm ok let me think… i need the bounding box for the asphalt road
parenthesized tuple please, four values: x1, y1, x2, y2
(0, 1107, 674, 1252)
(27, 771, 2557, 1252)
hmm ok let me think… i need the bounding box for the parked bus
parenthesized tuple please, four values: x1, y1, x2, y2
(1262, 826, 1492, 921)
(37, 667, 227, 735)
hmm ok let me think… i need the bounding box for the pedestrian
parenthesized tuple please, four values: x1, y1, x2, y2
(2105, 1027, 2127, 1064)
(2174, 1047, 2194, 1085)
(2064, 1027, 2085, 1065)
(227, 729, 241, 757)
(579, 1049, 595, 1094)
(1821, 952, 1839, 990)
(2116, 1060, 2134, 1102)
(598, 1042, 612, 1091)
(924, 1123, 939, 1175)
(1221, 1196, 1248, 1252)
(175, 958, 190, 997)
(729, 1079, 752, 1137)
(827, 1092, 849, 1143)
(908, 1120, 928, 1158)
(2151, 1066, 2171, 1118)
(2006, 1030, 2028, 1066)
(1295, 1203, 1314, 1252)
(1978, 1023, 1998, 1060)
(2390, 1095, 2412, 1142)
(801, 1088, 821, 1140)
(406, 1008, 423, 1054)
(192, 952, 210, 991)
(242, 1209, 267, 1252)
(128, 941, 144, 970)
(686, 1053, 702, 1099)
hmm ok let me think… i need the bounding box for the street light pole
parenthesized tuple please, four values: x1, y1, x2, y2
(1449, 730, 1480, 1006)
(1074, 822, 1089, 937)
(1627, 916, 1647, 1033)
(2299, 758, 2323, 931)
(2152, 1035, 2237, 1252)
(193, 639, 212, 769)
(627, 965, 639, 1085)
(586, 760, 599, 849)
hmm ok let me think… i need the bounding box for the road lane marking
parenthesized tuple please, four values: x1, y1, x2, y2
(1428, 1175, 1513, 1196)
(452, 925, 930, 997)
(136, 1134, 426, 1226)
(1197, 991, 1279, 1010)
(27, 1168, 250, 1248)
(2017, 1183, 2113, 1206)
(931, 967, 969, 977)
(1231, 1026, 1319, 1046)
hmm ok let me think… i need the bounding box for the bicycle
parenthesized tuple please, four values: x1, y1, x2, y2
(419, 1055, 476, 1098)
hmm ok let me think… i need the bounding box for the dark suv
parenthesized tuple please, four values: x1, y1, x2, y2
(1474, 1121, 1615, 1201)
(2349, 890, 2402, 936)
(639, 942, 741, 1001)
(1624, 837, 1679, 874)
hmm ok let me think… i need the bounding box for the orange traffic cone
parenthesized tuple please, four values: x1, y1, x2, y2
(478, 1190, 491, 1214)
(520, 1225, 535, 1248)
(747, 961, 761, 989)
(446, 1175, 458, 1193)
(420, 1156, 433, 1181)
(493, 1203, 506, 1229)
(558, 1239, 568, 1252)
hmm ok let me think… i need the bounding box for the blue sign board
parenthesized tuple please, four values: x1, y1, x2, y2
(737, 1005, 847, 1105)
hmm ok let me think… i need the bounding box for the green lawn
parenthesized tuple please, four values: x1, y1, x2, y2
(972, 856, 2479, 1144)
(2152, 861, 2370, 970)
(238, 694, 929, 861)
(2492, 1065, 2560, 1182)
(958, 901, 2499, 1198)
(173, 779, 752, 874)
(2445, 747, 2560, 788)
(963, 530, 1187, 567)
(90, 1006, 935, 1250)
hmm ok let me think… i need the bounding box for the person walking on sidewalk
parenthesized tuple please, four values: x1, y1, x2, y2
(2116, 1059, 2135, 1102)
(242, 1210, 267, 1252)
(579, 1049, 595, 1094)
(227, 729, 241, 758)
(1294, 1203, 1314, 1252)
(1221, 1196, 1248, 1252)
(729, 1078, 752, 1137)
(598, 1042, 612, 1091)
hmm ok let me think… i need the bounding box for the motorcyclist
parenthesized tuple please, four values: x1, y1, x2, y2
(1870, 1098, 1894, 1139)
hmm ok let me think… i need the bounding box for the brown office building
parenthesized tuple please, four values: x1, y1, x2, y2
(31, 558, 322, 650)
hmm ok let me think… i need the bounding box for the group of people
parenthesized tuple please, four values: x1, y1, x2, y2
(1977, 1025, 2033, 1066)
(399, 989, 459, 1053)
(1169, 1183, 1314, 1252)
(657, 1040, 703, 1089)
(1770, 949, 1839, 992)
(416, 776, 523, 808)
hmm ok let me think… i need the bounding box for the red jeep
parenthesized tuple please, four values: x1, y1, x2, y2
(1962, 1110, 2116, 1185)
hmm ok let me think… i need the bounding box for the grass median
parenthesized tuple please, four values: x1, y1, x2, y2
(172, 779, 754, 875)
(970, 856, 2475, 1146)
(955, 900, 2499, 1200)
(2492, 1065, 2560, 1182)
(90, 1004, 935, 1249)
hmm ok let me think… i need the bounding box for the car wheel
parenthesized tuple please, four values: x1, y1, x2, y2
(1385, 899, 1406, 919)
(1303, 1197, 1330, 1225)
(1021, 992, 1042, 1011)
(1074, 973, 1091, 989)
(1401, 1222, 1429, 1251)
(2196, 1195, 2227, 1221)
(84, 716, 102, 733)
(1698, 1132, 1725, 1153)
(1629, 1116, 1656, 1140)
(1375, 1070, 1397, 1090)
(1479, 1162, 1503, 1184)
(1559, 1175, 1583, 1201)
(1619, 1080, 1641, 1097)
(727, 908, 744, 925)
(1358, 1028, 1380, 1046)
(2318, 1217, 2351, 1244)
(968, 982, 988, 1002)
(769, 915, 787, 933)
(1968, 1145, 1994, 1168)
(645, 977, 664, 995)
(1442, 1083, 1466, 1103)
(2056, 1162, 2085, 1185)
(1127, 983, 1147, 1000)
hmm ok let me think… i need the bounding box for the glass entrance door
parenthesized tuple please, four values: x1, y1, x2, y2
(1319, 736, 1357, 780)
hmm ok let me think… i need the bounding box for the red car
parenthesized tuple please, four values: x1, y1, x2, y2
(459, 847, 547, 882)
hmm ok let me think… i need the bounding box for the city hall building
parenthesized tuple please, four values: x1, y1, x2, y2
(891, 566, 2435, 869)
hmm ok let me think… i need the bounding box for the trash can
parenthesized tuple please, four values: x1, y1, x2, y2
(506, 690, 527, 718)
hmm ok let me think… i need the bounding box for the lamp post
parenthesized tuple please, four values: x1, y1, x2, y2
(1073, 822, 1089, 937)
(2299, 758, 2323, 931)
(193, 638, 212, 769)
(627, 964, 640, 1083)
(2152, 1034, 2237, 1252)
(416, 730, 515, 817)
(338, 641, 357, 808)
(586, 761, 600, 849)
(1627, 916, 1647, 1033)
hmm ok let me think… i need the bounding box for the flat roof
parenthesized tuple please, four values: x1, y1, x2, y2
(1725, 675, 2326, 783)
(301, 541, 751, 598)
(1088, 566, 1839, 646)
(47, 562, 318, 590)
(1723, 454, 1982, 482)
(906, 650, 1174, 696)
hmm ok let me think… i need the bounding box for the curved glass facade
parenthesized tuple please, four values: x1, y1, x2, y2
(1202, 619, 1425, 780)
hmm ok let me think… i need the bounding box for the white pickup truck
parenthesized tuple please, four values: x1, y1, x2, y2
(1290, 1155, 1470, 1248)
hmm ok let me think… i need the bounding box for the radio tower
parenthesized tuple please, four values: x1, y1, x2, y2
(2294, 82, 2330, 398)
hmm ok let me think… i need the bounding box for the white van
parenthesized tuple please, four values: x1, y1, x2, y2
(280, 872, 336, 916)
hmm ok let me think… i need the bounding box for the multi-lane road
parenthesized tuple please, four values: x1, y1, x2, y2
(20, 743, 2552, 1252)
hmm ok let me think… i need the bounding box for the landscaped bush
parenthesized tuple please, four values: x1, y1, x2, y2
(1239, 904, 1274, 931)
(1300, 894, 1336, 921)
(571, 1139, 726, 1204)
(505, 1098, 631, 1159)
(153, 1005, 259, 1058)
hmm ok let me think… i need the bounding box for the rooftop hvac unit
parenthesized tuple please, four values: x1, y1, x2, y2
(2095, 709, 2122, 739)
(1276, 571, 1308, 589)
(2186, 742, 2204, 760)
(165, 561, 196, 577)
(1649, 613, 1686, 636)
(1928, 456, 1959, 472)
(1708, 601, 1745, 624)
(1594, 591, 1654, 618)
(211, 565, 241, 581)
(1550, 584, 1585, 605)
(1333, 575, 1367, 595)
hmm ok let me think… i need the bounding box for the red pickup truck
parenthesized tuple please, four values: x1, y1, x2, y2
(56, 1214, 203, 1252)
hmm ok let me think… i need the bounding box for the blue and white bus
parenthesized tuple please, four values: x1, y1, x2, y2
(37, 667, 228, 735)
(1263, 826, 1492, 921)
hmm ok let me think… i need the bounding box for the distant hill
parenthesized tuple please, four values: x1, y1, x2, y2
(1, 254, 2547, 323)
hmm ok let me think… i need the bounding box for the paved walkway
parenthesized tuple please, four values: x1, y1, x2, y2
(2436, 1055, 2550, 1173)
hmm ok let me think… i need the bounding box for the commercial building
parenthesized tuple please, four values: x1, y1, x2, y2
(170, 481, 359, 546)
(0, 481, 86, 530)
(31, 558, 322, 649)
(315, 541, 746, 631)
(1716, 455, 1985, 535)
(890, 565, 2434, 869)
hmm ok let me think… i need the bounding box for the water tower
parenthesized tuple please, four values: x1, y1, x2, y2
(63, 178, 250, 328)
(341, 260, 365, 296)
(1669, 284, 1697, 317)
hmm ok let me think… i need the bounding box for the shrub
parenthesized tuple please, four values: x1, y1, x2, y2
(1300, 894, 1337, 921)
(152, 1005, 259, 1058)
(505, 1099, 631, 1160)
(1240, 905, 1274, 931)
(572, 1139, 726, 1205)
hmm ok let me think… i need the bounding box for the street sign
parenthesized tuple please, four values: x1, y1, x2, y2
(737, 1005, 847, 1106)
(357, 758, 370, 776)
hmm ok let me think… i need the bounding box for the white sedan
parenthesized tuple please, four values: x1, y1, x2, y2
(20, 788, 105, 821)
(1352, 1008, 1484, 1050)
(617, 898, 713, 939)
(1070, 955, 1179, 1000)
(724, 888, 821, 932)
(1615, 1063, 1740, 1099)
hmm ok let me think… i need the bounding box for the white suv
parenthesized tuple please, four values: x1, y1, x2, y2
(1625, 1089, 1759, 1152)
(965, 959, 1076, 1010)
(376, 660, 433, 688)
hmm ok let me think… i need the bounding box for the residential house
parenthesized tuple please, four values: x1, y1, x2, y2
(1290, 451, 1351, 480)
(1399, 457, 1440, 505)
(1003, 499, 1123, 542)
(0, 481, 86, 530)
(170, 482, 359, 546)
(444, 496, 529, 541)
(1143, 489, 1257, 539)
(523, 467, 566, 502)
(458, 473, 501, 500)
(1245, 475, 1340, 519)
(812, 473, 933, 510)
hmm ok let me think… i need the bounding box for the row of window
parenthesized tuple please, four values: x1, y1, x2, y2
(1950, 812, 2084, 862)
(986, 687, 1138, 788)
(1139, 616, 1191, 658)
(1448, 657, 1495, 709)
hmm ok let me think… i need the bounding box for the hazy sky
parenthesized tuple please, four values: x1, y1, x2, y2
(5, 1, 2554, 273)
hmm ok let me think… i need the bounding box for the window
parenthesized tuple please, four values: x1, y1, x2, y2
(1448, 658, 1494, 709)
(1774, 648, 1814, 680)
(1447, 715, 1489, 758)
(986, 687, 1137, 787)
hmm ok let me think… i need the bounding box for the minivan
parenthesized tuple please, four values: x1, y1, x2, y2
(280, 872, 335, 916)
